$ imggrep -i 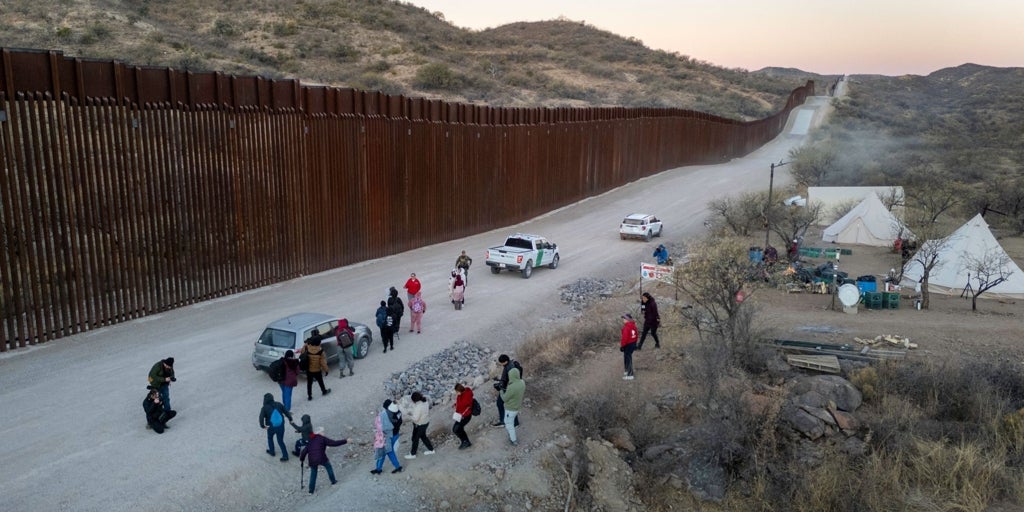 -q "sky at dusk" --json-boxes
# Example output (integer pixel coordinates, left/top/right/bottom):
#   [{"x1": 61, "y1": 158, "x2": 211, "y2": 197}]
[{"x1": 405, "y1": 0, "x2": 1024, "y2": 76}]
